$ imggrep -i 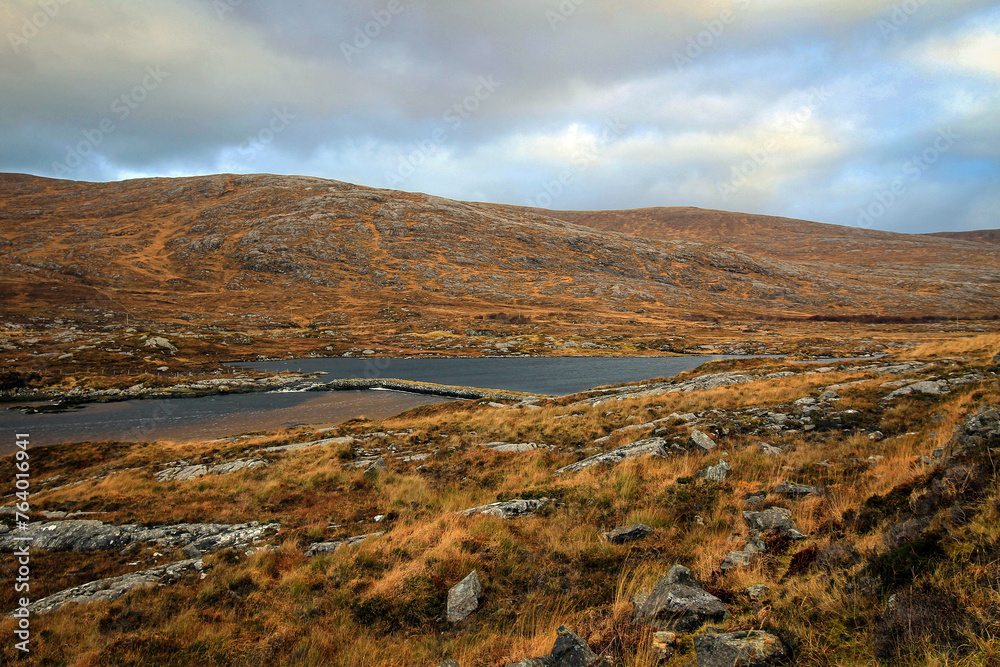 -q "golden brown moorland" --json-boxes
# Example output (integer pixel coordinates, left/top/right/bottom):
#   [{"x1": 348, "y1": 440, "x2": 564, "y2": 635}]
[{"x1": 1, "y1": 173, "x2": 1000, "y2": 666}]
